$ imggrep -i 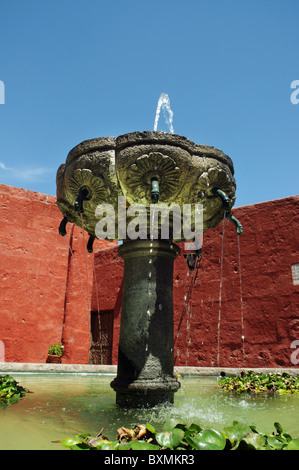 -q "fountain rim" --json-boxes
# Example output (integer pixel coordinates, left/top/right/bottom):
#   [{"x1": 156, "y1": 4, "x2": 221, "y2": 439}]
[
  {"x1": 65, "y1": 130, "x2": 234, "y2": 174},
  {"x1": 1, "y1": 363, "x2": 299, "y2": 377}
]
